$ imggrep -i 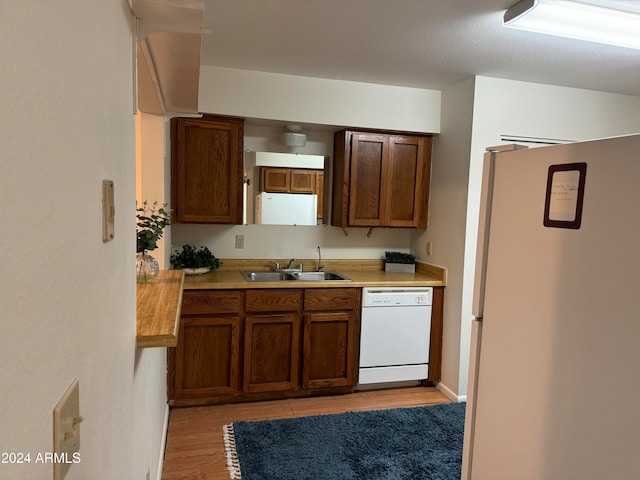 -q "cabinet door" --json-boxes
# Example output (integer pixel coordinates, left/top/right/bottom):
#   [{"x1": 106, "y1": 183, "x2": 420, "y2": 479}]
[
  {"x1": 302, "y1": 311, "x2": 359, "y2": 388},
  {"x1": 331, "y1": 129, "x2": 432, "y2": 229},
  {"x1": 175, "y1": 316, "x2": 242, "y2": 398},
  {"x1": 171, "y1": 116, "x2": 244, "y2": 224},
  {"x1": 243, "y1": 314, "x2": 301, "y2": 393},
  {"x1": 386, "y1": 135, "x2": 431, "y2": 228},
  {"x1": 348, "y1": 133, "x2": 389, "y2": 226},
  {"x1": 290, "y1": 169, "x2": 316, "y2": 193},
  {"x1": 260, "y1": 167, "x2": 290, "y2": 192},
  {"x1": 315, "y1": 171, "x2": 324, "y2": 220}
]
